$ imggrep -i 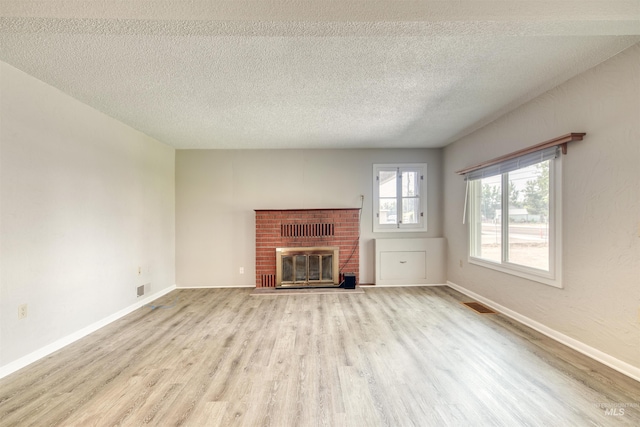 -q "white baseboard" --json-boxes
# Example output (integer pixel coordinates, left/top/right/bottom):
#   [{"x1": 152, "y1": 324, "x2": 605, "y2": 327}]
[
  {"x1": 176, "y1": 284, "x2": 254, "y2": 289},
  {"x1": 372, "y1": 283, "x2": 447, "y2": 287},
  {"x1": 0, "y1": 285, "x2": 176, "y2": 380},
  {"x1": 447, "y1": 281, "x2": 640, "y2": 383}
]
